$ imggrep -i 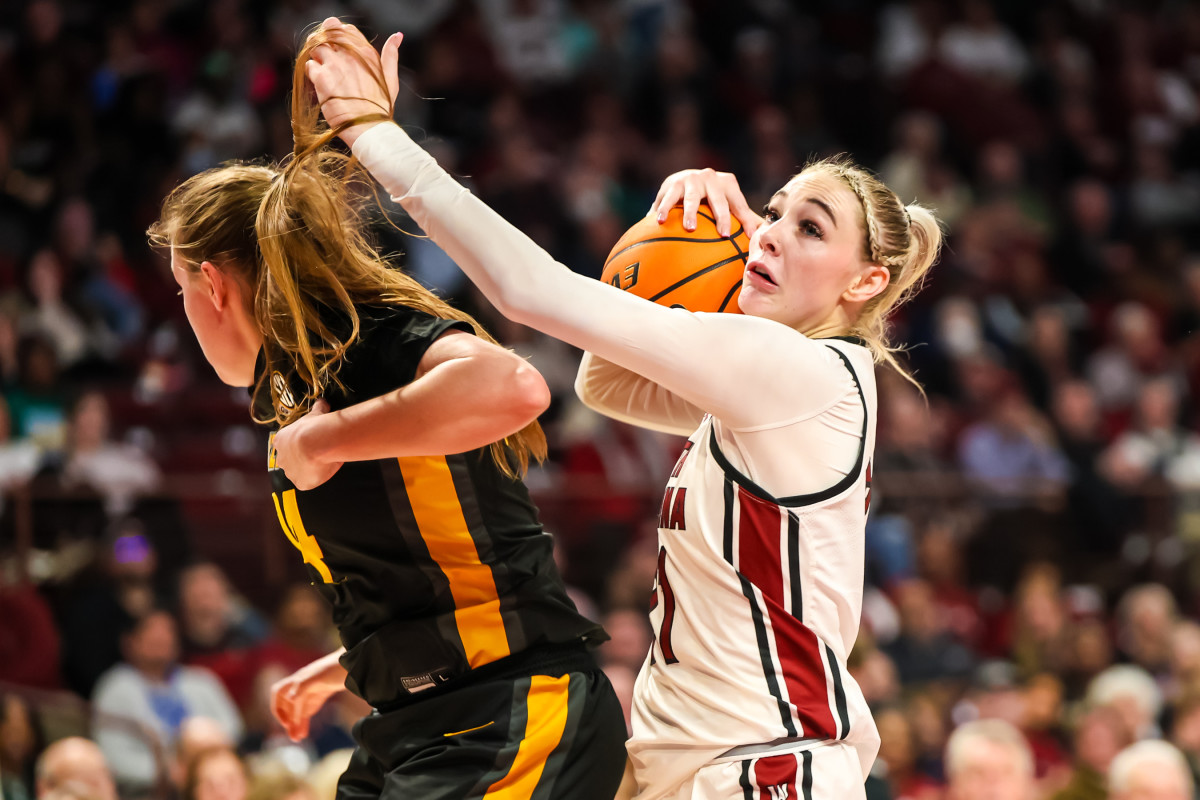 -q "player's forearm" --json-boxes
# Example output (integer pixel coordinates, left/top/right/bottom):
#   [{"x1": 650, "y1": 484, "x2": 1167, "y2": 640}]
[
  {"x1": 575, "y1": 352, "x2": 702, "y2": 436},
  {"x1": 351, "y1": 123, "x2": 594, "y2": 331},
  {"x1": 301, "y1": 356, "x2": 547, "y2": 464},
  {"x1": 318, "y1": 647, "x2": 348, "y2": 685}
]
